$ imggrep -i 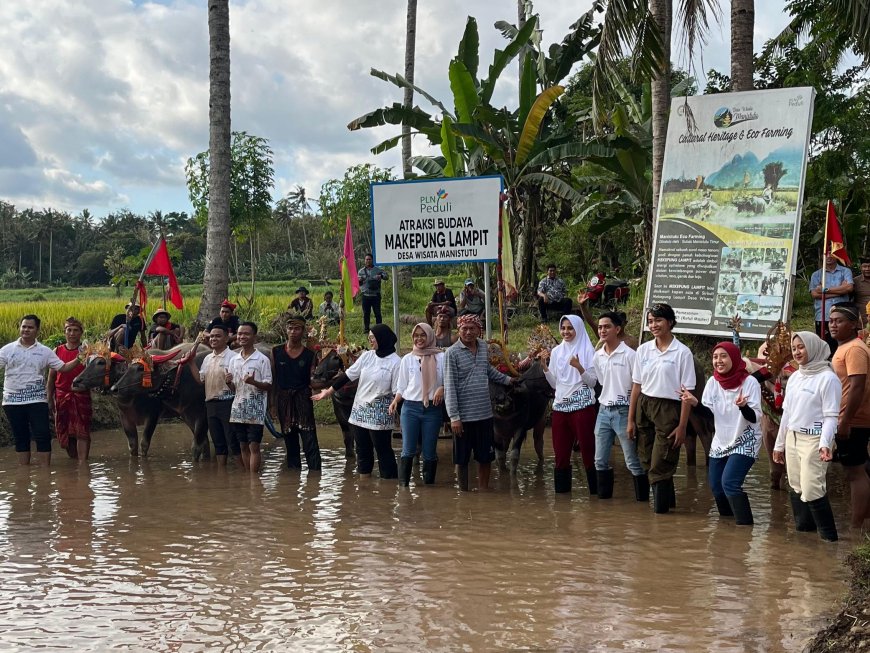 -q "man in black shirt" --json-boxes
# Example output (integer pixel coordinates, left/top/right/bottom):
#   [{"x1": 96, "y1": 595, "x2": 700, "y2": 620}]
[
  {"x1": 109, "y1": 303, "x2": 147, "y2": 351},
  {"x1": 271, "y1": 316, "x2": 321, "y2": 471},
  {"x1": 207, "y1": 300, "x2": 241, "y2": 347},
  {"x1": 426, "y1": 279, "x2": 456, "y2": 325}
]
